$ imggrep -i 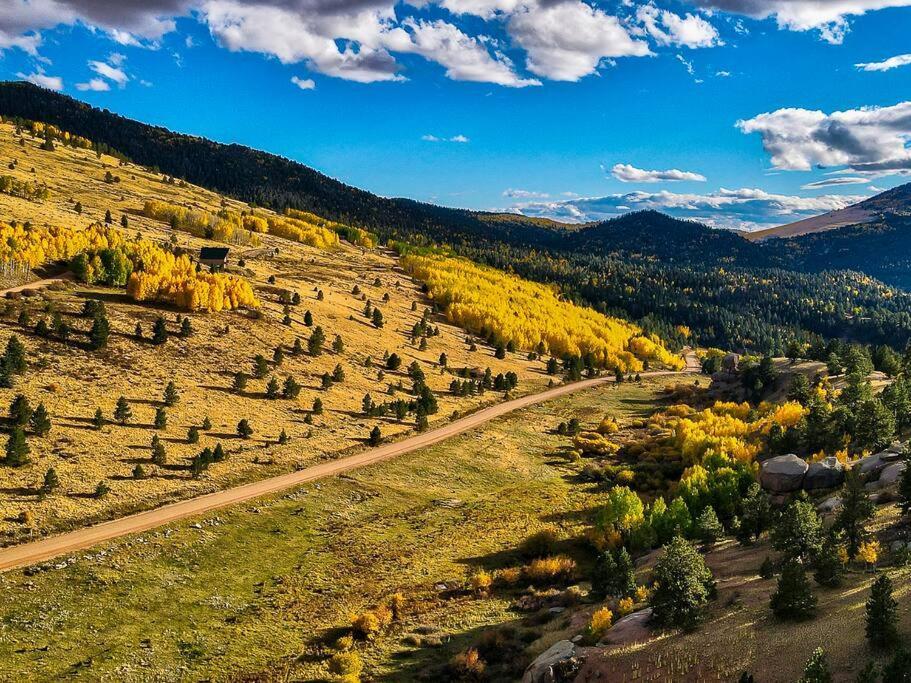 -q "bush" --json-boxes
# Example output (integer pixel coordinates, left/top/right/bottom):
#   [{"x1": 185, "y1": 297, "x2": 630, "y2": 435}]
[
  {"x1": 798, "y1": 648, "x2": 832, "y2": 683},
  {"x1": 448, "y1": 648, "x2": 485, "y2": 681},
  {"x1": 327, "y1": 650, "x2": 363, "y2": 681},
  {"x1": 588, "y1": 607, "x2": 613, "y2": 637},
  {"x1": 525, "y1": 555, "x2": 576, "y2": 584}
]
